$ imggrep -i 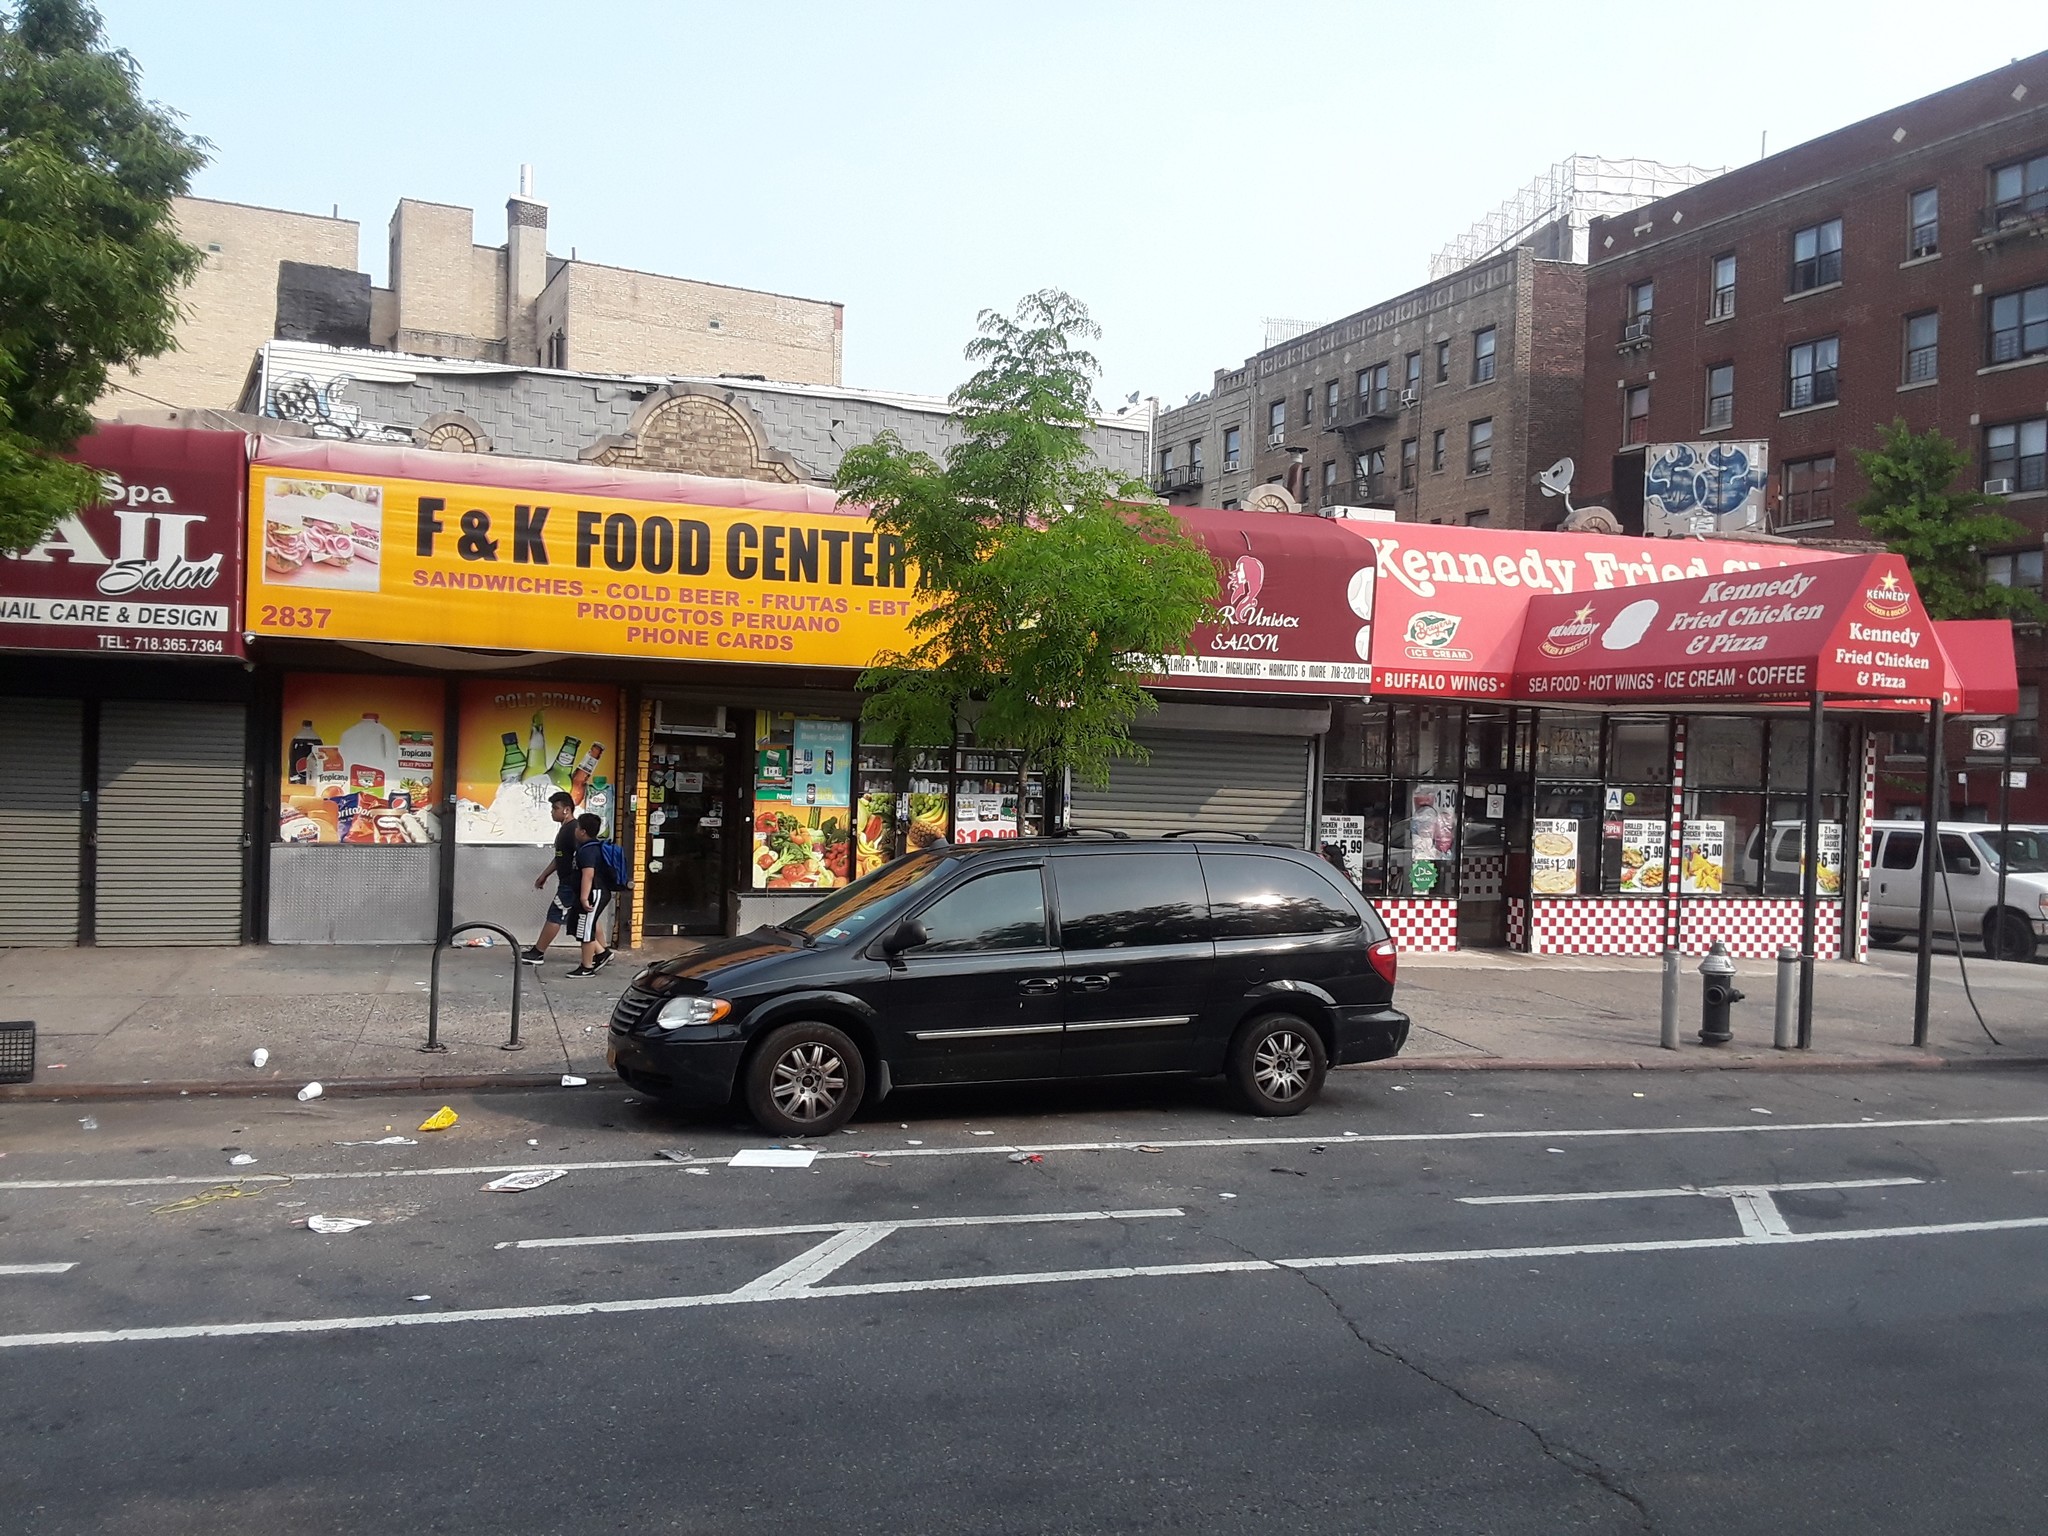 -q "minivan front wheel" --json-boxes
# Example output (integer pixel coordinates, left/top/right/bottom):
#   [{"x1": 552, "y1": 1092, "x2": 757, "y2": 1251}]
[
  {"x1": 744, "y1": 1021, "x2": 867, "y2": 1136},
  {"x1": 1984, "y1": 911, "x2": 2038, "y2": 963},
  {"x1": 1228, "y1": 1014, "x2": 1328, "y2": 1116}
]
